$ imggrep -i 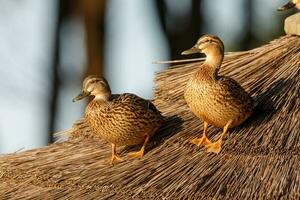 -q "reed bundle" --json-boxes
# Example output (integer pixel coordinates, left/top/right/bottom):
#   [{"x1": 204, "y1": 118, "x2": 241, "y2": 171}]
[{"x1": 0, "y1": 35, "x2": 299, "y2": 199}]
